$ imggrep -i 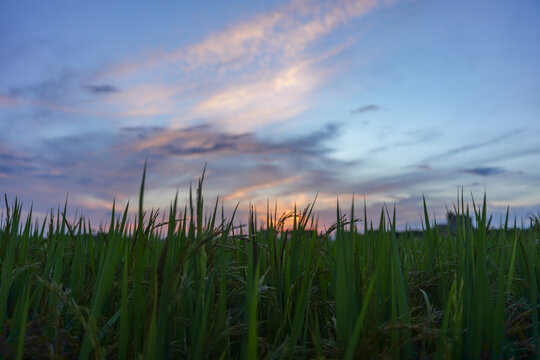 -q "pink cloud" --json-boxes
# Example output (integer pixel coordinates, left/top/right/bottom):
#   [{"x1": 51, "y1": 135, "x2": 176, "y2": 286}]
[
  {"x1": 90, "y1": 0, "x2": 390, "y2": 132},
  {"x1": 73, "y1": 195, "x2": 115, "y2": 211},
  {"x1": 187, "y1": 61, "x2": 324, "y2": 131},
  {"x1": 103, "y1": 84, "x2": 182, "y2": 118},
  {"x1": 0, "y1": 92, "x2": 74, "y2": 113},
  {"x1": 223, "y1": 175, "x2": 306, "y2": 201},
  {"x1": 103, "y1": 0, "x2": 382, "y2": 77},
  {"x1": 0, "y1": 94, "x2": 20, "y2": 107}
]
